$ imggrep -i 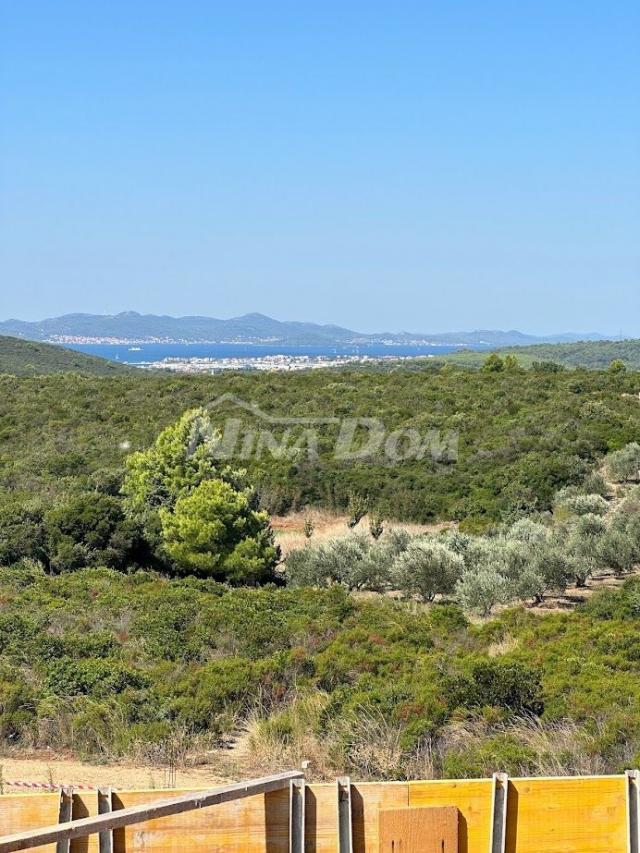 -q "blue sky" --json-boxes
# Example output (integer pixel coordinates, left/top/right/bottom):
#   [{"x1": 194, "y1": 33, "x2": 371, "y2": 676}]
[{"x1": 1, "y1": 2, "x2": 638, "y2": 335}]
